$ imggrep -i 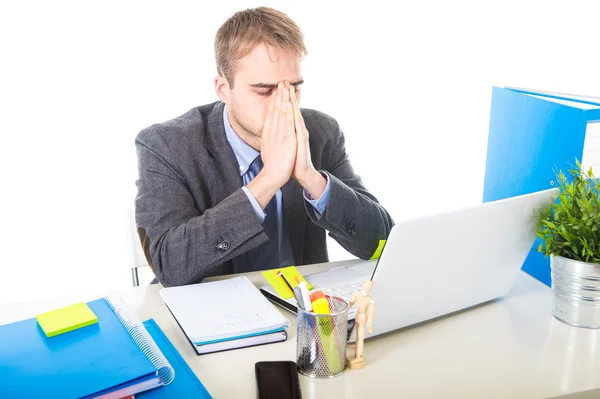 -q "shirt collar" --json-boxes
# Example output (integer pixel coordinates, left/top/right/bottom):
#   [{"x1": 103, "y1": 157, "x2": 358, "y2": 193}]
[{"x1": 223, "y1": 105, "x2": 259, "y2": 176}]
